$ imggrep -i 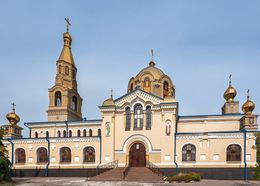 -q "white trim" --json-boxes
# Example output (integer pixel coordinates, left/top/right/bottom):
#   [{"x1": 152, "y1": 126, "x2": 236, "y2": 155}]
[{"x1": 122, "y1": 135, "x2": 153, "y2": 153}]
